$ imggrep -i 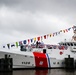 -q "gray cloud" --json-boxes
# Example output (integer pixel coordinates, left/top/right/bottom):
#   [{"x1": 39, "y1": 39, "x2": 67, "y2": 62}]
[
  {"x1": 0, "y1": 0, "x2": 76, "y2": 14},
  {"x1": 0, "y1": 0, "x2": 76, "y2": 44}
]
